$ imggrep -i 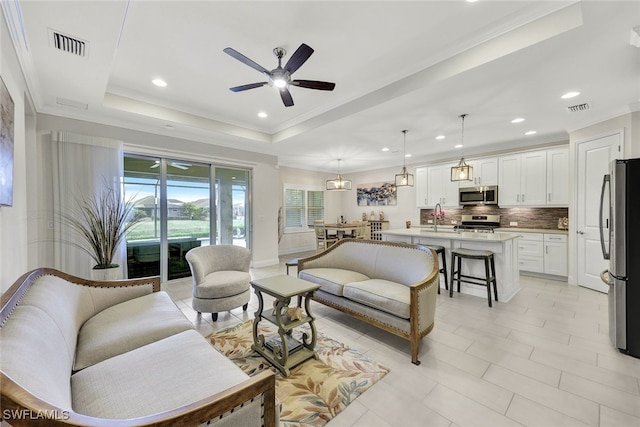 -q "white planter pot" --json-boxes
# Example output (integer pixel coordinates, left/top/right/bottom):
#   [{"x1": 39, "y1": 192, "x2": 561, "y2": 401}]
[{"x1": 91, "y1": 266, "x2": 120, "y2": 281}]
